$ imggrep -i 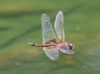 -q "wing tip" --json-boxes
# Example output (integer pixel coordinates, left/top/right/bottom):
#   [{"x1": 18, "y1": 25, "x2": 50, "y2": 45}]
[
  {"x1": 43, "y1": 48, "x2": 59, "y2": 60},
  {"x1": 42, "y1": 13, "x2": 47, "y2": 17},
  {"x1": 50, "y1": 57, "x2": 58, "y2": 60},
  {"x1": 68, "y1": 51, "x2": 74, "y2": 54},
  {"x1": 58, "y1": 11, "x2": 63, "y2": 15},
  {"x1": 41, "y1": 13, "x2": 48, "y2": 20}
]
